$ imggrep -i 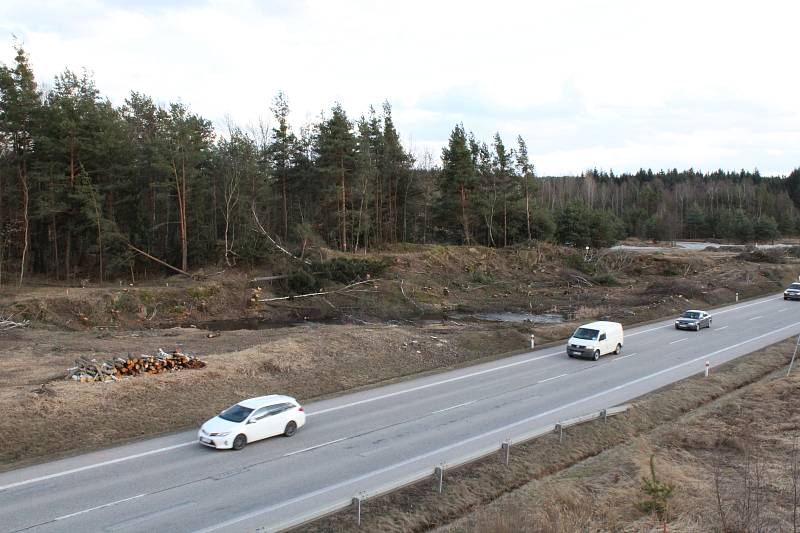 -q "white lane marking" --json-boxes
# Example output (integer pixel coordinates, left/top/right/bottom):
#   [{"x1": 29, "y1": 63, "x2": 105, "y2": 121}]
[
  {"x1": 613, "y1": 352, "x2": 637, "y2": 361},
  {"x1": 0, "y1": 441, "x2": 195, "y2": 492},
  {"x1": 53, "y1": 493, "x2": 148, "y2": 521},
  {"x1": 626, "y1": 324, "x2": 671, "y2": 336},
  {"x1": 716, "y1": 326, "x2": 729, "y2": 331},
  {"x1": 195, "y1": 319, "x2": 800, "y2": 533},
  {"x1": 669, "y1": 338, "x2": 688, "y2": 345},
  {"x1": 749, "y1": 316, "x2": 763, "y2": 321},
  {"x1": 308, "y1": 350, "x2": 563, "y2": 417},
  {"x1": 538, "y1": 373, "x2": 568, "y2": 383},
  {"x1": 283, "y1": 437, "x2": 348, "y2": 457},
  {"x1": 431, "y1": 400, "x2": 476, "y2": 415}
]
